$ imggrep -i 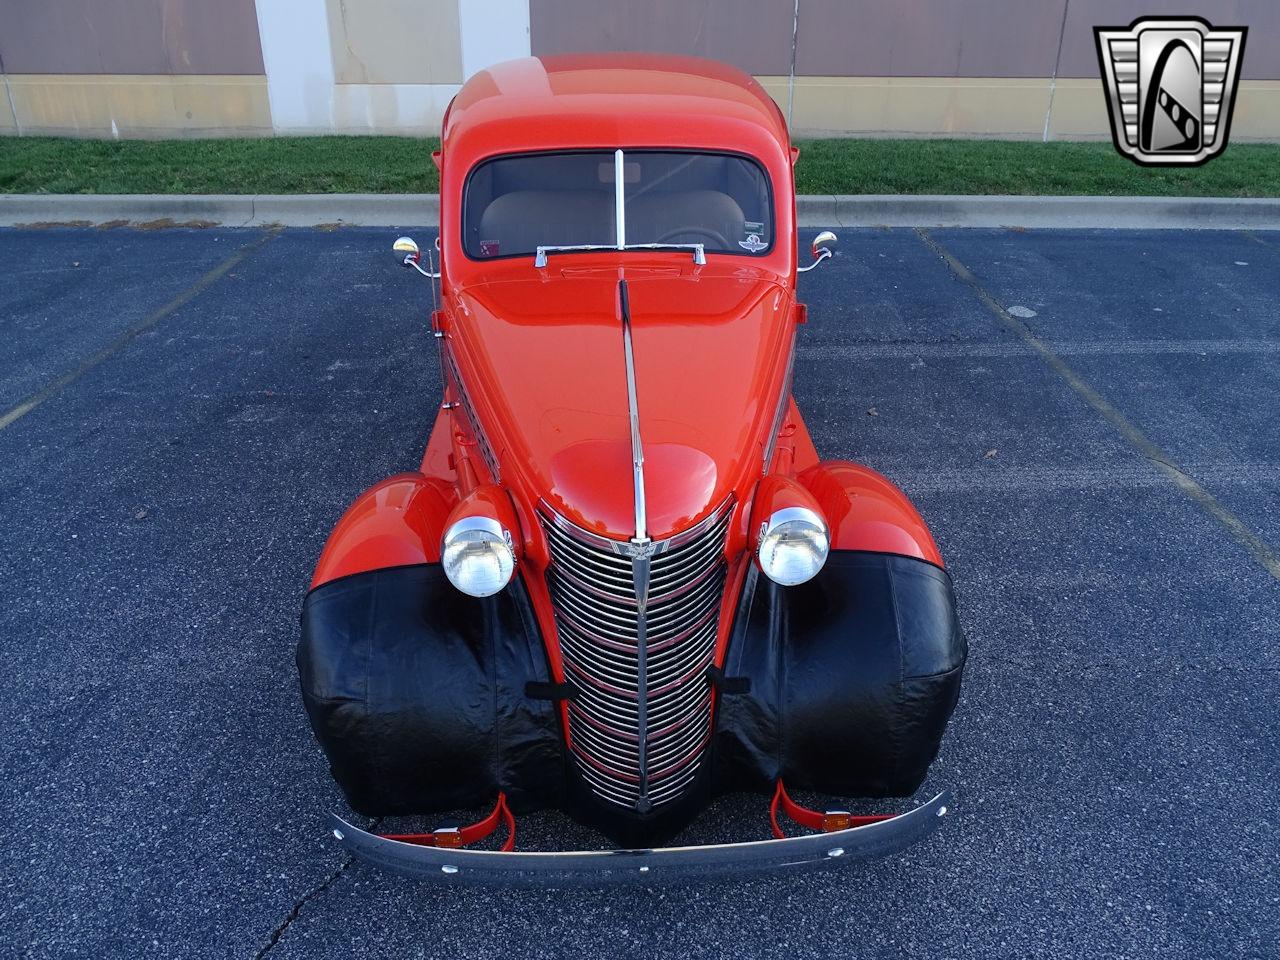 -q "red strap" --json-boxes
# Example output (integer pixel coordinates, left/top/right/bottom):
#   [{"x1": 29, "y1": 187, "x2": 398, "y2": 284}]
[
  {"x1": 380, "y1": 793, "x2": 516, "y2": 852},
  {"x1": 769, "y1": 780, "x2": 894, "y2": 839}
]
